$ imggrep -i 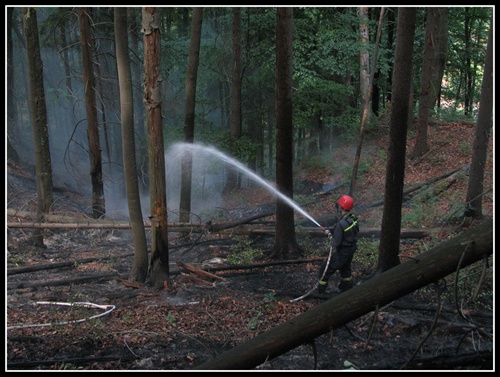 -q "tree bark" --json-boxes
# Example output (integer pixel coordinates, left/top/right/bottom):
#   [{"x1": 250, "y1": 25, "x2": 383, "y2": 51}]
[
  {"x1": 411, "y1": 8, "x2": 448, "y2": 159},
  {"x1": 224, "y1": 7, "x2": 242, "y2": 195},
  {"x1": 180, "y1": 7, "x2": 203, "y2": 223},
  {"x1": 115, "y1": 7, "x2": 149, "y2": 283},
  {"x1": 464, "y1": 16, "x2": 493, "y2": 221},
  {"x1": 376, "y1": 8, "x2": 416, "y2": 273},
  {"x1": 23, "y1": 7, "x2": 54, "y2": 247},
  {"x1": 272, "y1": 7, "x2": 302, "y2": 259},
  {"x1": 194, "y1": 219, "x2": 493, "y2": 370},
  {"x1": 78, "y1": 7, "x2": 105, "y2": 219},
  {"x1": 143, "y1": 7, "x2": 170, "y2": 288},
  {"x1": 350, "y1": 7, "x2": 384, "y2": 196}
]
